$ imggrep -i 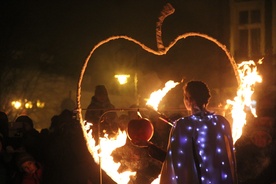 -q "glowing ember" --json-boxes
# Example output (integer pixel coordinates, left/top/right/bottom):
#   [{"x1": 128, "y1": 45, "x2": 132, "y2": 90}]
[
  {"x1": 84, "y1": 122, "x2": 136, "y2": 184},
  {"x1": 146, "y1": 80, "x2": 179, "y2": 111},
  {"x1": 226, "y1": 60, "x2": 262, "y2": 143}
]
